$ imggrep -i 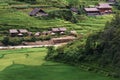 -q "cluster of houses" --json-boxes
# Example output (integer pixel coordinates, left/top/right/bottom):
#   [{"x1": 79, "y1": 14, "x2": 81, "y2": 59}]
[
  {"x1": 9, "y1": 29, "x2": 29, "y2": 37},
  {"x1": 29, "y1": 3, "x2": 113, "y2": 17},
  {"x1": 84, "y1": 3, "x2": 113, "y2": 16},
  {"x1": 9, "y1": 28, "x2": 77, "y2": 37}
]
